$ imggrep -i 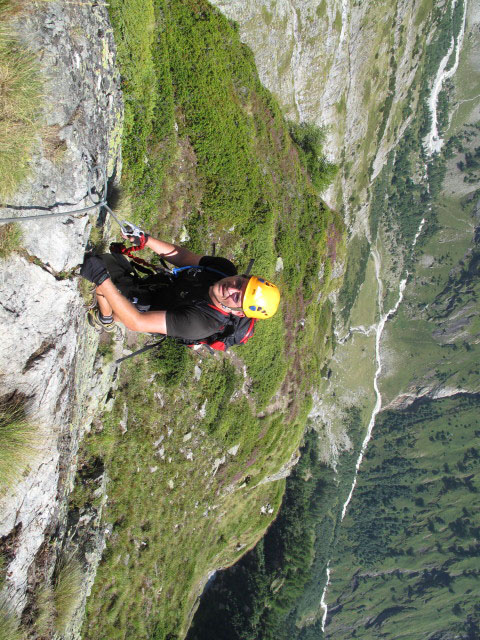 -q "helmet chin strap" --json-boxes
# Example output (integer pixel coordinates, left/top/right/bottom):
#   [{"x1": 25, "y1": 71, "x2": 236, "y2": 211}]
[{"x1": 220, "y1": 302, "x2": 243, "y2": 313}]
